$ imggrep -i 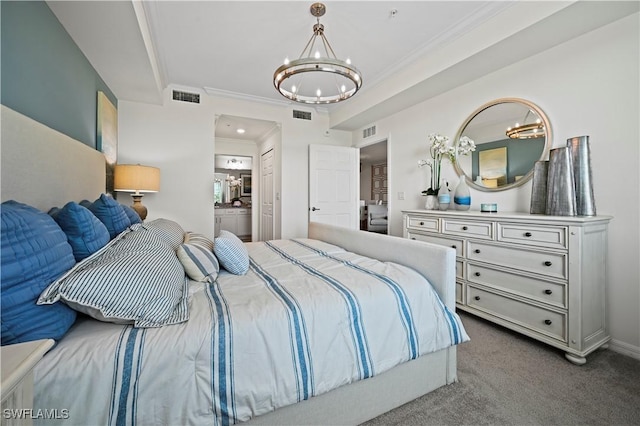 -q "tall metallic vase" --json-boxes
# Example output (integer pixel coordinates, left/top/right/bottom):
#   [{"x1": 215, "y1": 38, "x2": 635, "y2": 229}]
[
  {"x1": 530, "y1": 161, "x2": 549, "y2": 214},
  {"x1": 567, "y1": 136, "x2": 596, "y2": 216},
  {"x1": 546, "y1": 147, "x2": 576, "y2": 216}
]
